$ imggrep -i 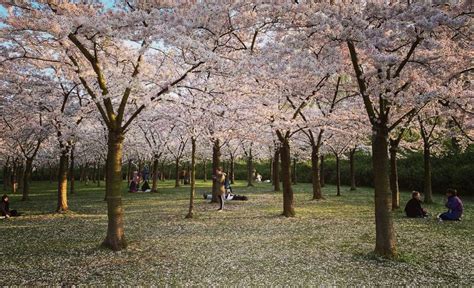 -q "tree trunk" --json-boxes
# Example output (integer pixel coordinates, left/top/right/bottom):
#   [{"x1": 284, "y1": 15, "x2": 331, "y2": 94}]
[
  {"x1": 151, "y1": 156, "x2": 159, "y2": 193},
  {"x1": 336, "y1": 154, "x2": 341, "y2": 196},
  {"x1": 389, "y1": 145, "x2": 399, "y2": 209},
  {"x1": 320, "y1": 155, "x2": 325, "y2": 187},
  {"x1": 3, "y1": 163, "x2": 11, "y2": 191},
  {"x1": 160, "y1": 162, "x2": 165, "y2": 181},
  {"x1": 350, "y1": 148, "x2": 357, "y2": 191},
  {"x1": 127, "y1": 159, "x2": 131, "y2": 185},
  {"x1": 311, "y1": 147, "x2": 323, "y2": 200},
  {"x1": 372, "y1": 127, "x2": 397, "y2": 258},
  {"x1": 423, "y1": 144, "x2": 433, "y2": 204},
  {"x1": 247, "y1": 148, "x2": 254, "y2": 187},
  {"x1": 280, "y1": 137, "x2": 295, "y2": 217},
  {"x1": 22, "y1": 158, "x2": 33, "y2": 201},
  {"x1": 57, "y1": 151, "x2": 69, "y2": 212},
  {"x1": 174, "y1": 158, "x2": 180, "y2": 188},
  {"x1": 97, "y1": 162, "x2": 101, "y2": 187},
  {"x1": 49, "y1": 163, "x2": 54, "y2": 184},
  {"x1": 12, "y1": 161, "x2": 17, "y2": 194},
  {"x1": 230, "y1": 155, "x2": 235, "y2": 184},
  {"x1": 102, "y1": 131, "x2": 127, "y2": 251},
  {"x1": 203, "y1": 159, "x2": 207, "y2": 182},
  {"x1": 17, "y1": 162, "x2": 24, "y2": 193},
  {"x1": 273, "y1": 147, "x2": 280, "y2": 192},
  {"x1": 69, "y1": 145, "x2": 75, "y2": 195},
  {"x1": 186, "y1": 138, "x2": 196, "y2": 219},
  {"x1": 211, "y1": 140, "x2": 220, "y2": 203},
  {"x1": 269, "y1": 156, "x2": 273, "y2": 184},
  {"x1": 292, "y1": 157, "x2": 297, "y2": 185}
]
